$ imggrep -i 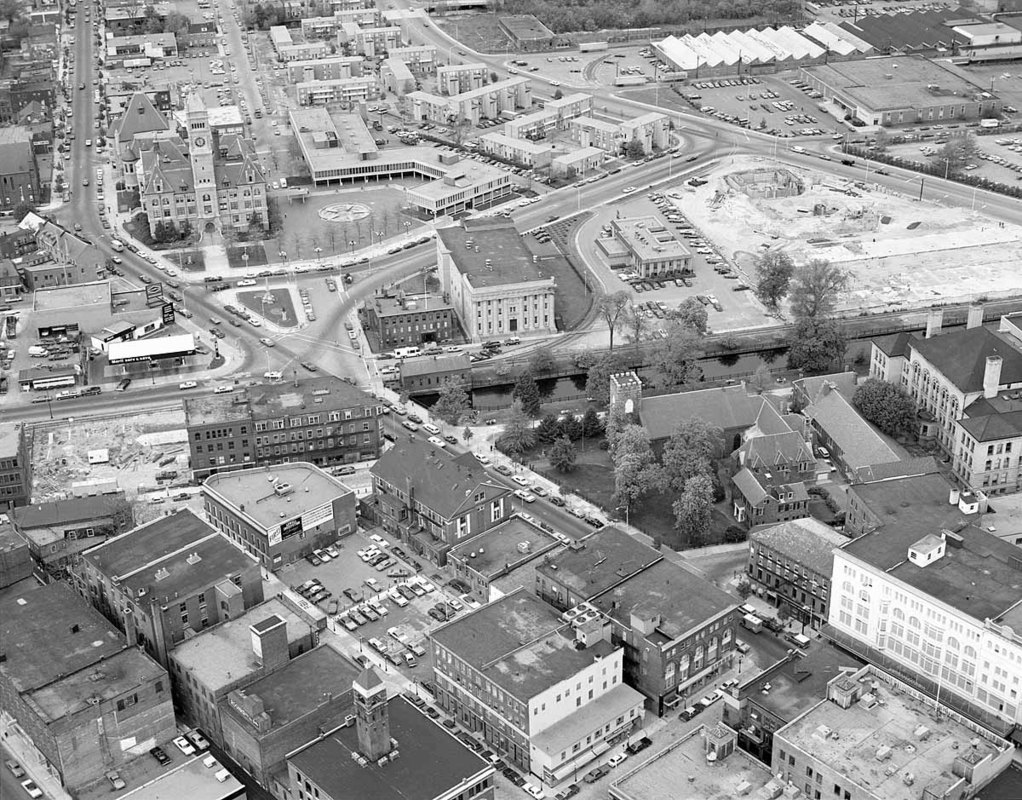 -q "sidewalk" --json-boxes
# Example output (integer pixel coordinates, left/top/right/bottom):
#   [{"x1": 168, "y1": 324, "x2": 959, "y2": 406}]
[{"x1": 2, "y1": 722, "x2": 72, "y2": 800}]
